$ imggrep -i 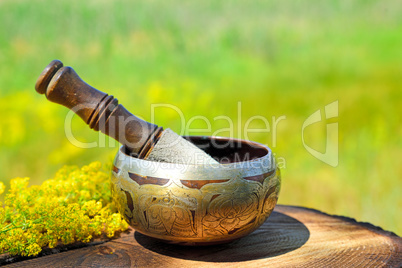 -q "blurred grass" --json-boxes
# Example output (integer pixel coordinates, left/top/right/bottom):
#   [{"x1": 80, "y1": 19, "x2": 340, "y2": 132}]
[{"x1": 0, "y1": 0, "x2": 401, "y2": 235}]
